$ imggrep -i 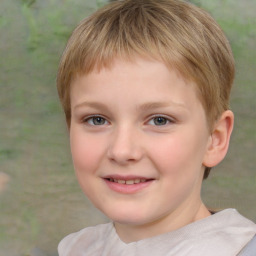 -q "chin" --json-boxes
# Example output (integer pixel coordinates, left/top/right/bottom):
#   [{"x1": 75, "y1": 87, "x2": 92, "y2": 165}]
[{"x1": 103, "y1": 207, "x2": 153, "y2": 226}]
